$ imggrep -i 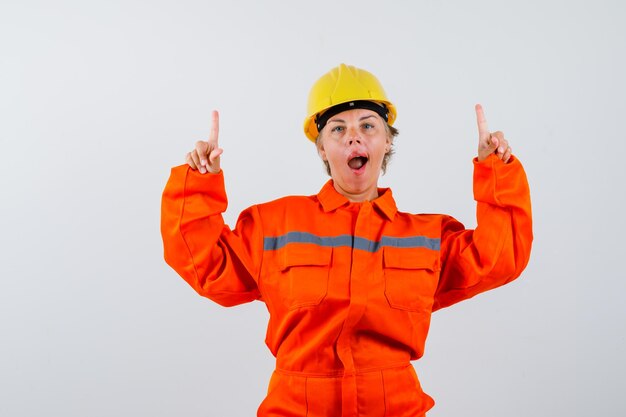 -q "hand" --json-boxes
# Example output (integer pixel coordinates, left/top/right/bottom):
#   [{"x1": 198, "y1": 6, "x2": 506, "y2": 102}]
[
  {"x1": 475, "y1": 104, "x2": 512, "y2": 163},
  {"x1": 185, "y1": 110, "x2": 223, "y2": 174}
]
